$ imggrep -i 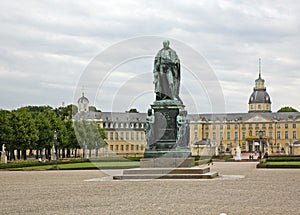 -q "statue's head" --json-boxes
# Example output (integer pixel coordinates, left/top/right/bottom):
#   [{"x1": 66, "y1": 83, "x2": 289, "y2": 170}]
[
  {"x1": 163, "y1": 40, "x2": 170, "y2": 49},
  {"x1": 147, "y1": 109, "x2": 152, "y2": 116}
]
